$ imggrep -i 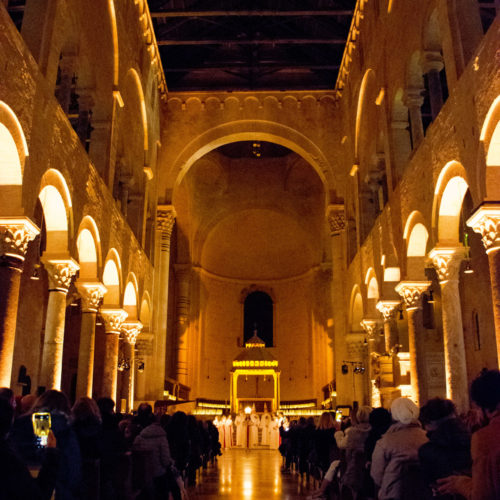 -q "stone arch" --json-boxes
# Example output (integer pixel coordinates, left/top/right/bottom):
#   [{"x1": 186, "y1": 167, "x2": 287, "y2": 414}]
[
  {"x1": 404, "y1": 211, "x2": 430, "y2": 279},
  {"x1": 169, "y1": 120, "x2": 335, "y2": 204},
  {"x1": 107, "y1": 0, "x2": 119, "y2": 87},
  {"x1": 38, "y1": 169, "x2": 73, "y2": 254},
  {"x1": 365, "y1": 268, "x2": 380, "y2": 301},
  {"x1": 102, "y1": 249, "x2": 122, "y2": 306},
  {"x1": 349, "y1": 286, "x2": 364, "y2": 333},
  {"x1": 0, "y1": 101, "x2": 29, "y2": 216},
  {"x1": 354, "y1": 68, "x2": 377, "y2": 162},
  {"x1": 123, "y1": 273, "x2": 139, "y2": 319},
  {"x1": 140, "y1": 292, "x2": 151, "y2": 329},
  {"x1": 122, "y1": 68, "x2": 148, "y2": 152},
  {"x1": 76, "y1": 216, "x2": 101, "y2": 280},
  {"x1": 480, "y1": 96, "x2": 500, "y2": 199},
  {"x1": 433, "y1": 161, "x2": 469, "y2": 245}
]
